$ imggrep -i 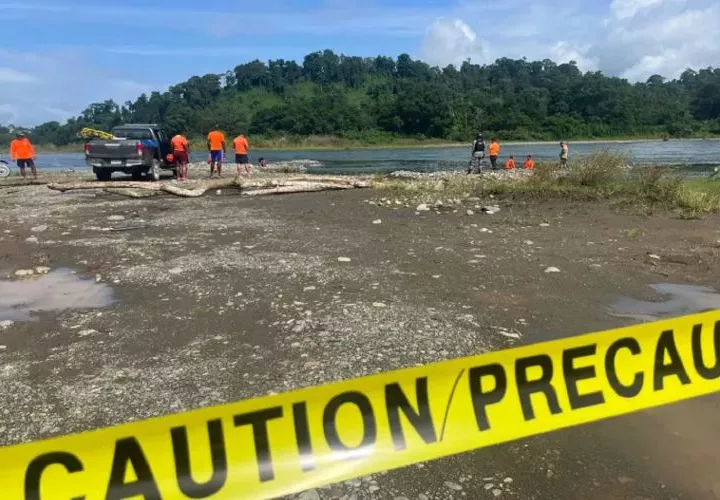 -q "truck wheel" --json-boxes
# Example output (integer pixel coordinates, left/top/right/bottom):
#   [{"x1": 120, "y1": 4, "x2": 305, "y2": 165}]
[
  {"x1": 149, "y1": 159, "x2": 161, "y2": 182},
  {"x1": 96, "y1": 170, "x2": 111, "y2": 181}
]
